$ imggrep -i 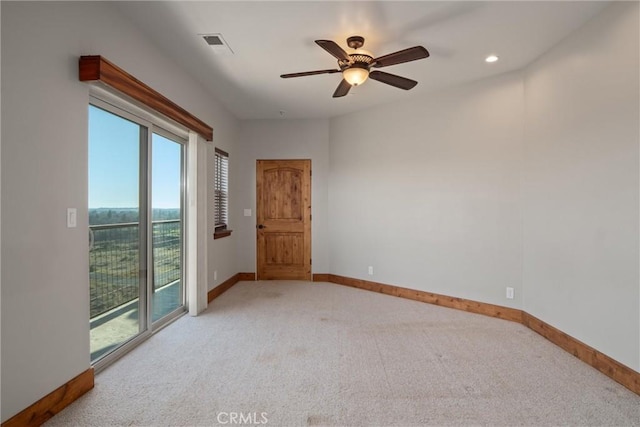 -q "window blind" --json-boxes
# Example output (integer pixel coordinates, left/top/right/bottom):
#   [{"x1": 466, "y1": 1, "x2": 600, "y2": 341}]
[{"x1": 214, "y1": 148, "x2": 229, "y2": 230}]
